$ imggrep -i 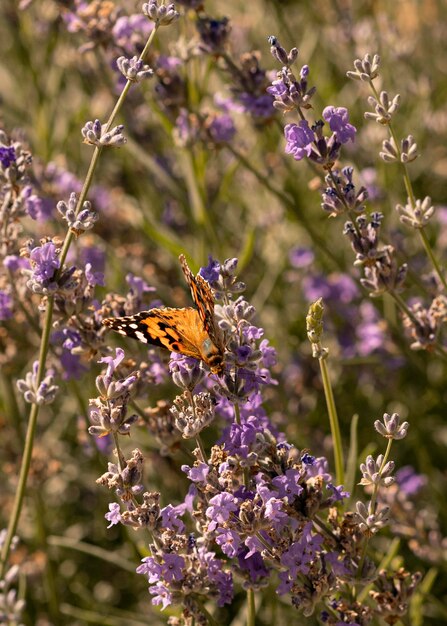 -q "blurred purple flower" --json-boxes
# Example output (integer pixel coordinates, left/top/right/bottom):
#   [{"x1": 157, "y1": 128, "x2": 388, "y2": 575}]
[
  {"x1": 289, "y1": 247, "x2": 314, "y2": 268},
  {"x1": 4, "y1": 255, "x2": 30, "y2": 272},
  {"x1": 112, "y1": 14, "x2": 154, "y2": 55},
  {"x1": 0, "y1": 291, "x2": 13, "y2": 320},
  {"x1": 356, "y1": 301, "x2": 385, "y2": 356},
  {"x1": 60, "y1": 351, "x2": 87, "y2": 380},
  {"x1": 208, "y1": 114, "x2": 236, "y2": 143},
  {"x1": 126, "y1": 273, "x2": 155, "y2": 296},
  {"x1": 85, "y1": 263, "x2": 105, "y2": 287},
  {"x1": 396, "y1": 466, "x2": 427, "y2": 496},
  {"x1": 0, "y1": 145, "x2": 16, "y2": 168}
]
